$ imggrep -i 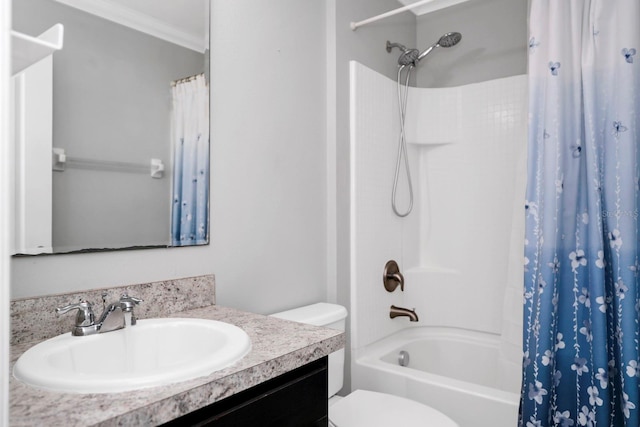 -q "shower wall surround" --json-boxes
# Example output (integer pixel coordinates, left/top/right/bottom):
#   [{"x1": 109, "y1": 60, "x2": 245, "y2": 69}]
[{"x1": 349, "y1": 61, "x2": 526, "y2": 362}]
